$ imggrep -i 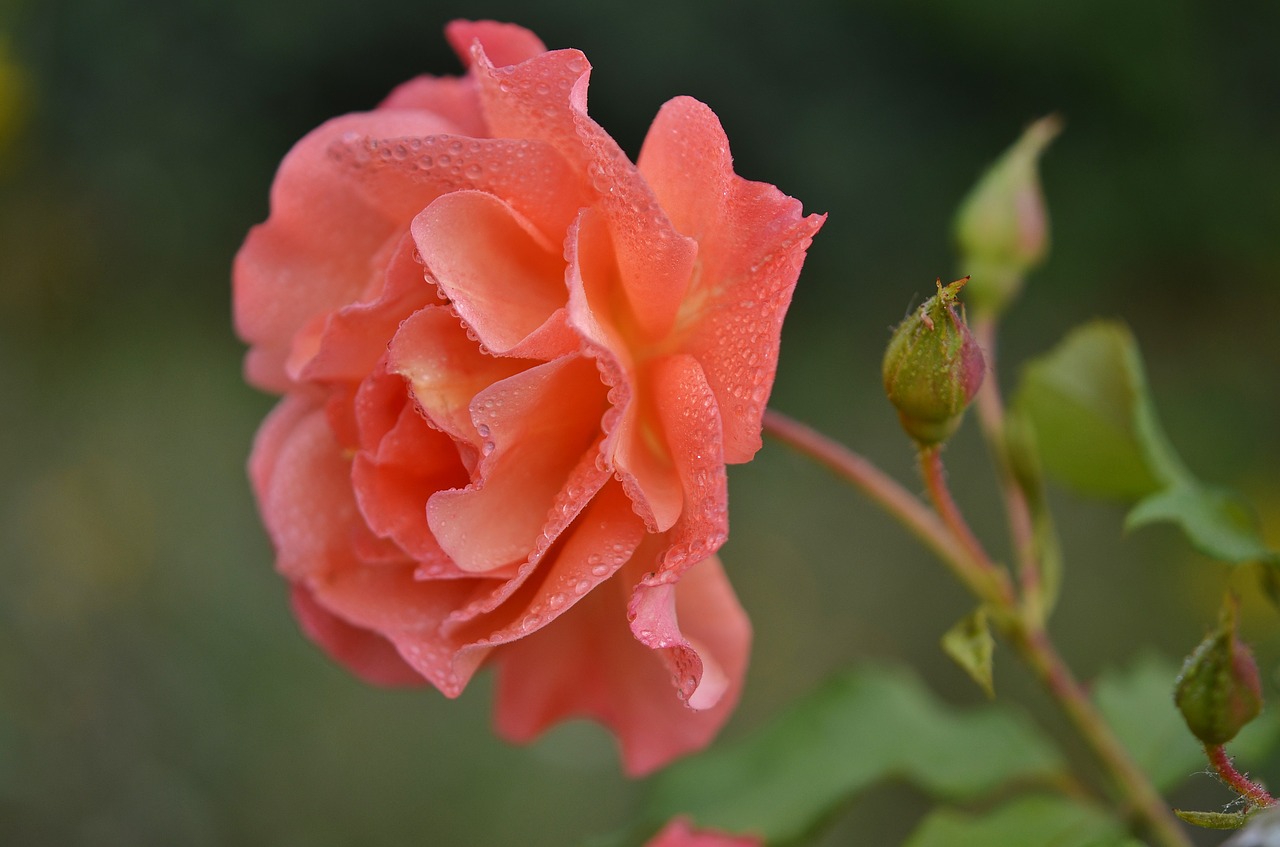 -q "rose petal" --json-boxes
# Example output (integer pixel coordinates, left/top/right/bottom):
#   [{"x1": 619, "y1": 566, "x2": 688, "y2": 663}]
[
  {"x1": 255, "y1": 402, "x2": 363, "y2": 581},
  {"x1": 638, "y1": 97, "x2": 826, "y2": 463},
  {"x1": 445, "y1": 20, "x2": 547, "y2": 70},
  {"x1": 298, "y1": 234, "x2": 434, "y2": 385},
  {"x1": 446, "y1": 480, "x2": 643, "y2": 646},
  {"x1": 234, "y1": 110, "x2": 459, "y2": 392},
  {"x1": 308, "y1": 563, "x2": 491, "y2": 696},
  {"x1": 566, "y1": 208, "x2": 684, "y2": 533},
  {"x1": 644, "y1": 817, "x2": 762, "y2": 847},
  {"x1": 645, "y1": 354, "x2": 729, "y2": 583},
  {"x1": 493, "y1": 553, "x2": 749, "y2": 776},
  {"x1": 249, "y1": 392, "x2": 323, "y2": 502},
  {"x1": 389, "y1": 305, "x2": 526, "y2": 449},
  {"x1": 325, "y1": 134, "x2": 586, "y2": 244},
  {"x1": 427, "y1": 355, "x2": 607, "y2": 572},
  {"x1": 438, "y1": 438, "x2": 612, "y2": 632},
  {"x1": 351, "y1": 394, "x2": 469, "y2": 565},
  {"x1": 412, "y1": 191, "x2": 576, "y2": 359},
  {"x1": 291, "y1": 584, "x2": 424, "y2": 687},
  {"x1": 472, "y1": 45, "x2": 698, "y2": 340},
  {"x1": 378, "y1": 75, "x2": 487, "y2": 137}
]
